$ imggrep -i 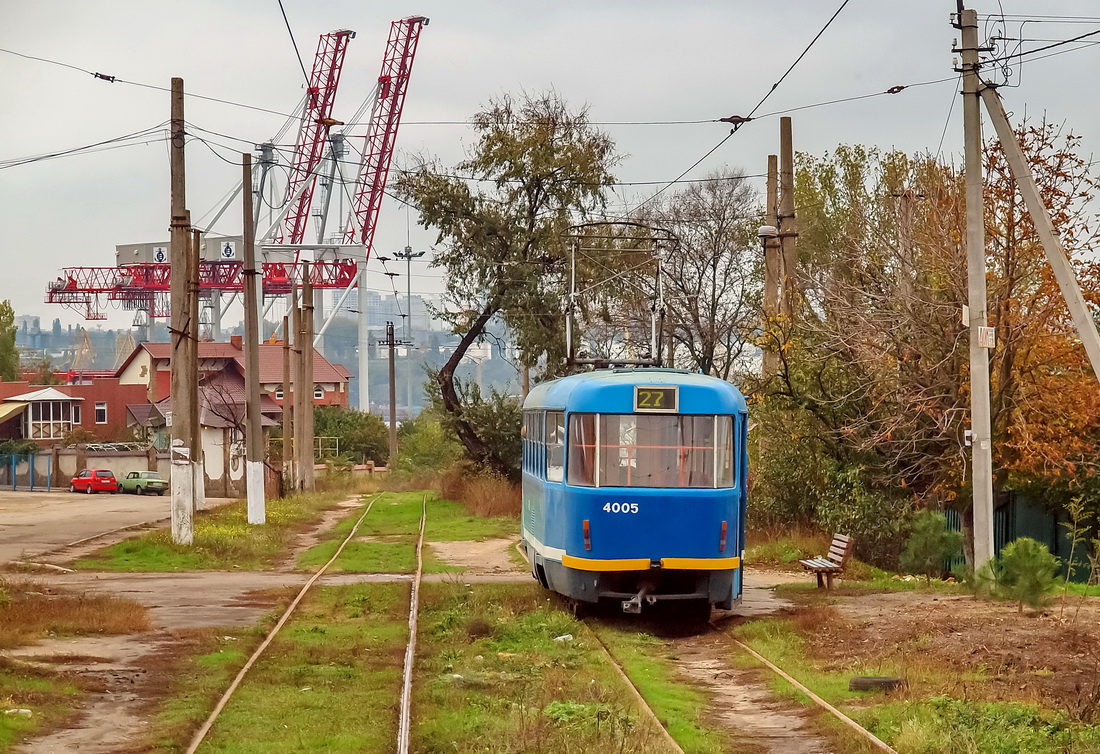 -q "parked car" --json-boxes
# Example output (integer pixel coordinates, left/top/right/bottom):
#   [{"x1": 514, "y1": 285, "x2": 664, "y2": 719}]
[
  {"x1": 69, "y1": 469, "x2": 118, "y2": 494},
  {"x1": 117, "y1": 471, "x2": 169, "y2": 496}
]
